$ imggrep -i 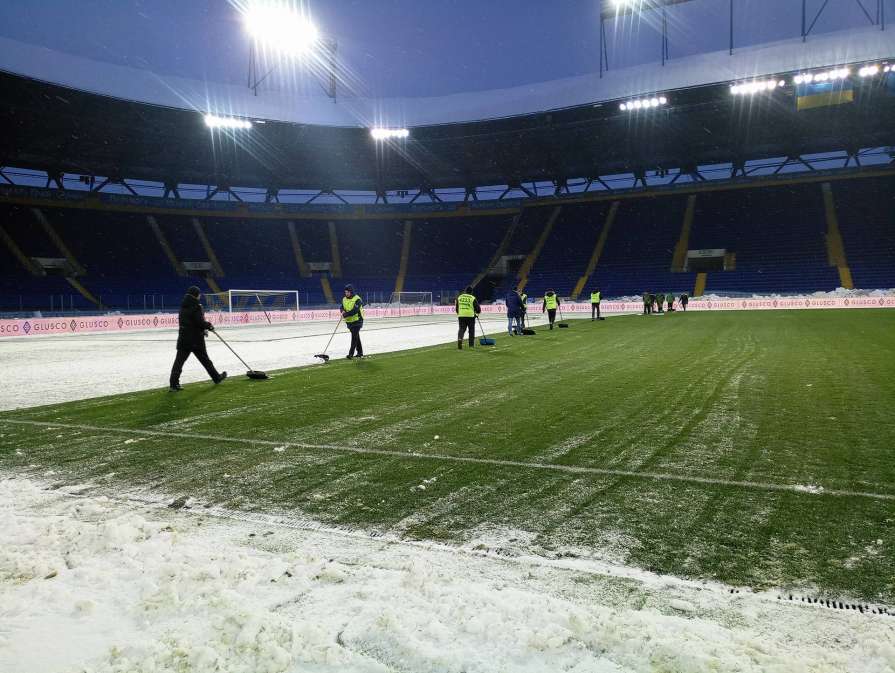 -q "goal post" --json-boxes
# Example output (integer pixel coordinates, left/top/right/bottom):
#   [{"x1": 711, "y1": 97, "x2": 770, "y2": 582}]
[
  {"x1": 386, "y1": 291, "x2": 434, "y2": 316},
  {"x1": 205, "y1": 289, "x2": 299, "y2": 315}
]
